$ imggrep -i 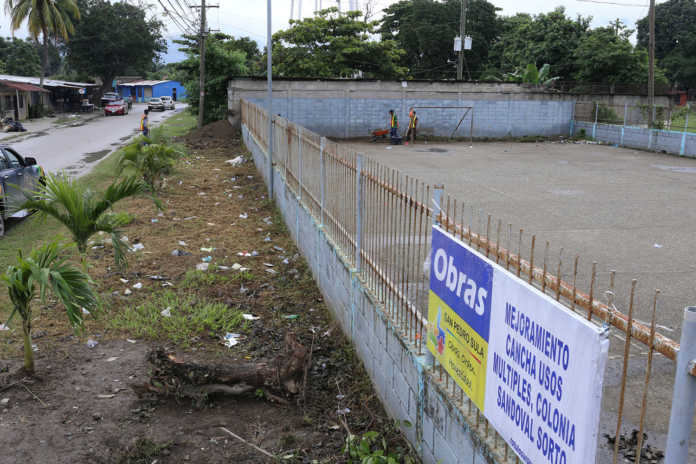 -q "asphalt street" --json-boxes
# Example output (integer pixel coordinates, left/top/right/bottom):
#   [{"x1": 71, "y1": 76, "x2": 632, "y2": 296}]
[{"x1": 4, "y1": 103, "x2": 185, "y2": 176}]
